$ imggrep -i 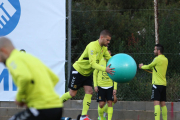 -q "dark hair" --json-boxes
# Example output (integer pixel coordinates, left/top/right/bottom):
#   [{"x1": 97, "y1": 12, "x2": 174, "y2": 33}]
[
  {"x1": 155, "y1": 44, "x2": 164, "y2": 53},
  {"x1": 100, "y1": 30, "x2": 111, "y2": 37}
]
